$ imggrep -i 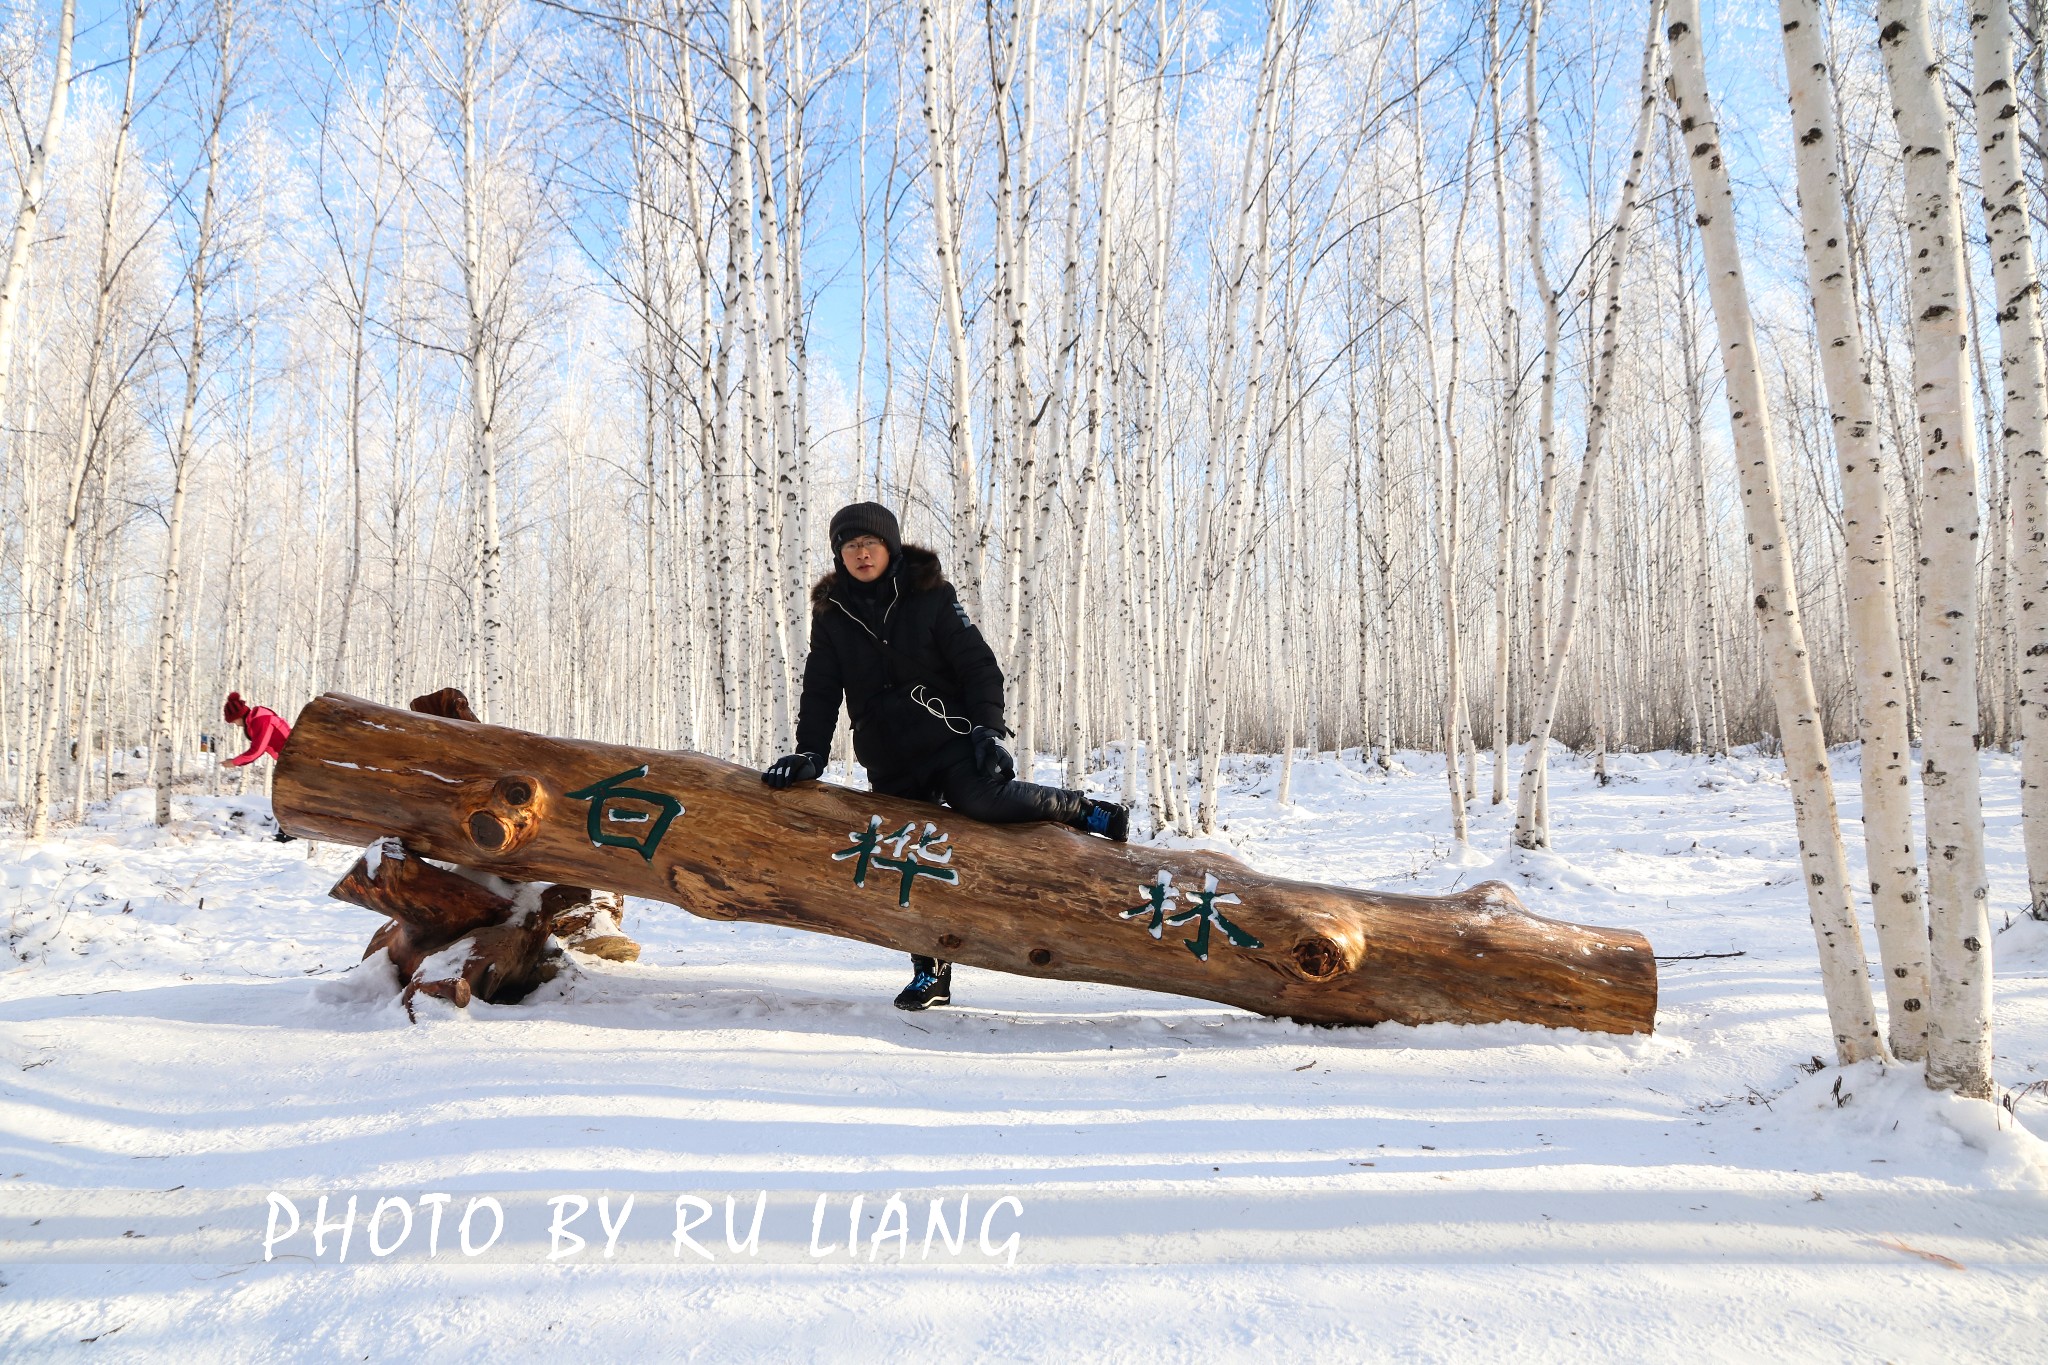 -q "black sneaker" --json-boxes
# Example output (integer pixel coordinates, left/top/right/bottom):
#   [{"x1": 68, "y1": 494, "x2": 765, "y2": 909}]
[
  {"x1": 1078, "y1": 799, "x2": 1129, "y2": 843},
  {"x1": 894, "y1": 955, "x2": 952, "y2": 1011}
]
